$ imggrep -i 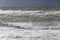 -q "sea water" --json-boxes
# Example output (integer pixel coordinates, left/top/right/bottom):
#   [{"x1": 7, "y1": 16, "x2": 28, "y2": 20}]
[
  {"x1": 0, "y1": 9, "x2": 60, "y2": 40},
  {"x1": 0, "y1": 9, "x2": 60, "y2": 29}
]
